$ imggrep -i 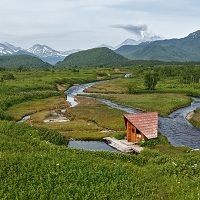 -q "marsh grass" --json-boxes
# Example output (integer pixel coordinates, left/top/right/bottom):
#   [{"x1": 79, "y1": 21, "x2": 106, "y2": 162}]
[
  {"x1": 69, "y1": 97, "x2": 126, "y2": 130},
  {"x1": 86, "y1": 76, "x2": 200, "y2": 96},
  {"x1": 87, "y1": 93, "x2": 191, "y2": 116},
  {"x1": 7, "y1": 96, "x2": 67, "y2": 121},
  {"x1": 0, "y1": 67, "x2": 119, "y2": 114},
  {"x1": 9, "y1": 96, "x2": 126, "y2": 140},
  {"x1": 84, "y1": 77, "x2": 144, "y2": 94}
]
